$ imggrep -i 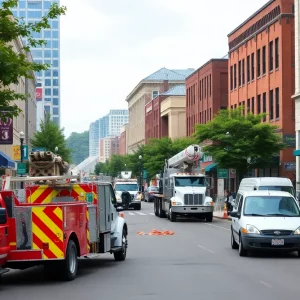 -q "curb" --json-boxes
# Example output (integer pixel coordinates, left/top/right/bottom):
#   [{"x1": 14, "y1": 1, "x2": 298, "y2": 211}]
[{"x1": 213, "y1": 214, "x2": 232, "y2": 221}]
